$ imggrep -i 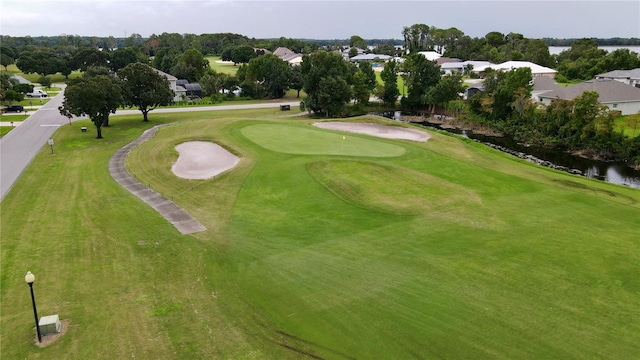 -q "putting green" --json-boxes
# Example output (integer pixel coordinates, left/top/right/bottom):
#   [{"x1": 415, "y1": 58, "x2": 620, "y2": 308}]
[{"x1": 241, "y1": 123, "x2": 406, "y2": 157}]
